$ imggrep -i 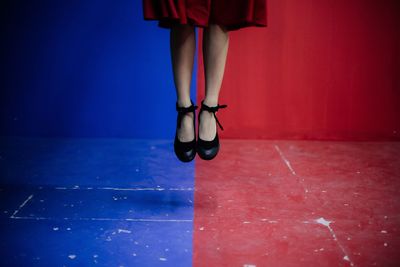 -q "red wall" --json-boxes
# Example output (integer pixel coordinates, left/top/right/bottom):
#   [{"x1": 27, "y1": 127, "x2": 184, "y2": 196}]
[{"x1": 197, "y1": 0, "x2": 400, "y2": 141}]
